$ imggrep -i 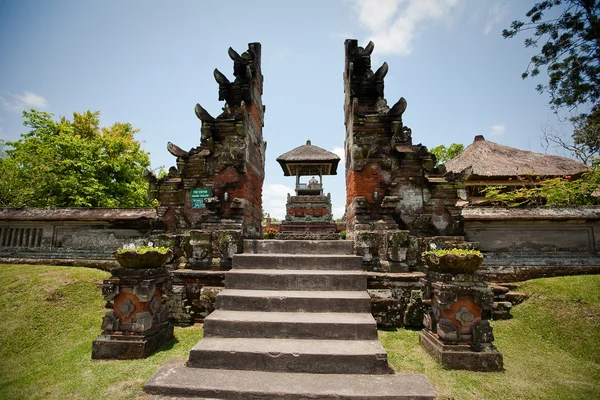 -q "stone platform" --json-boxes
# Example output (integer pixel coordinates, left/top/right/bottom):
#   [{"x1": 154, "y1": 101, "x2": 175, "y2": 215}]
[
  {"x1": 419, "y1": 329, "x2": 503, "y2": 372},
  {"x1": 144, "y1": 240, "x2": 436, "y2": 399}
]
